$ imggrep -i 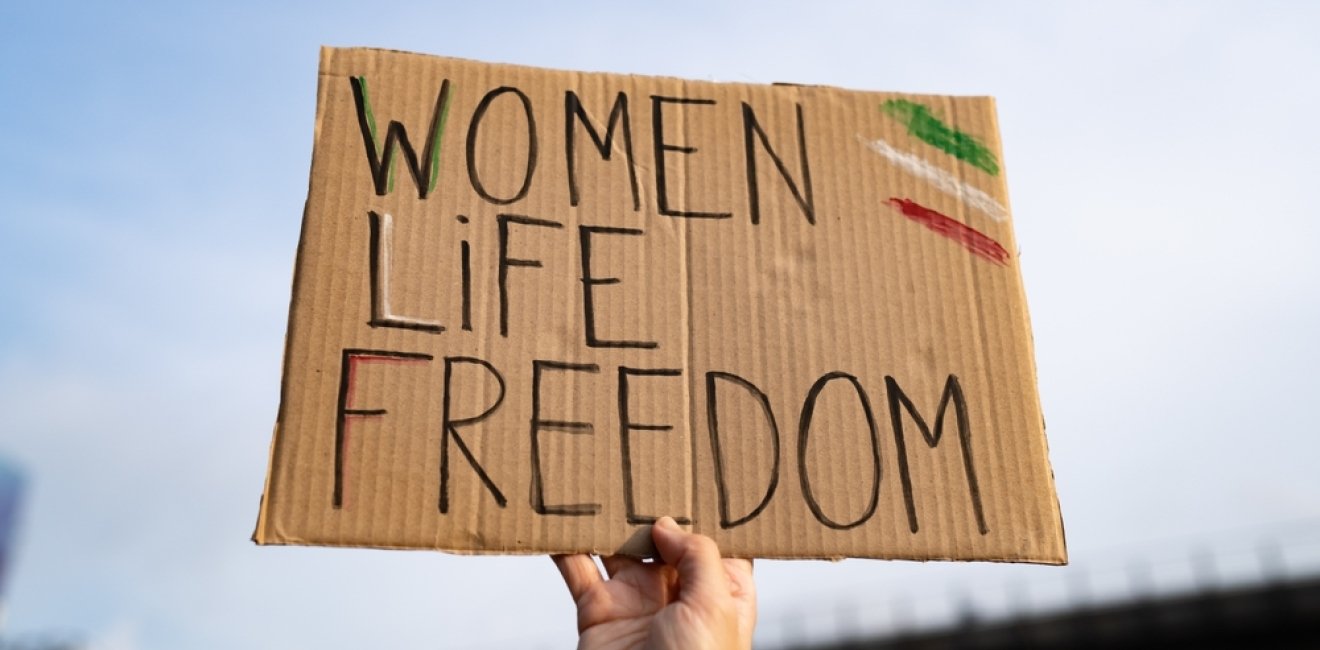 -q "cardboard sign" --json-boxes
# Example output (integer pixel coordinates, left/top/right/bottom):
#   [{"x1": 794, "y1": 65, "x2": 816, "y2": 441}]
[{"x1": 253, "y1": 47, "x2": 1066, "y2": 563}]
